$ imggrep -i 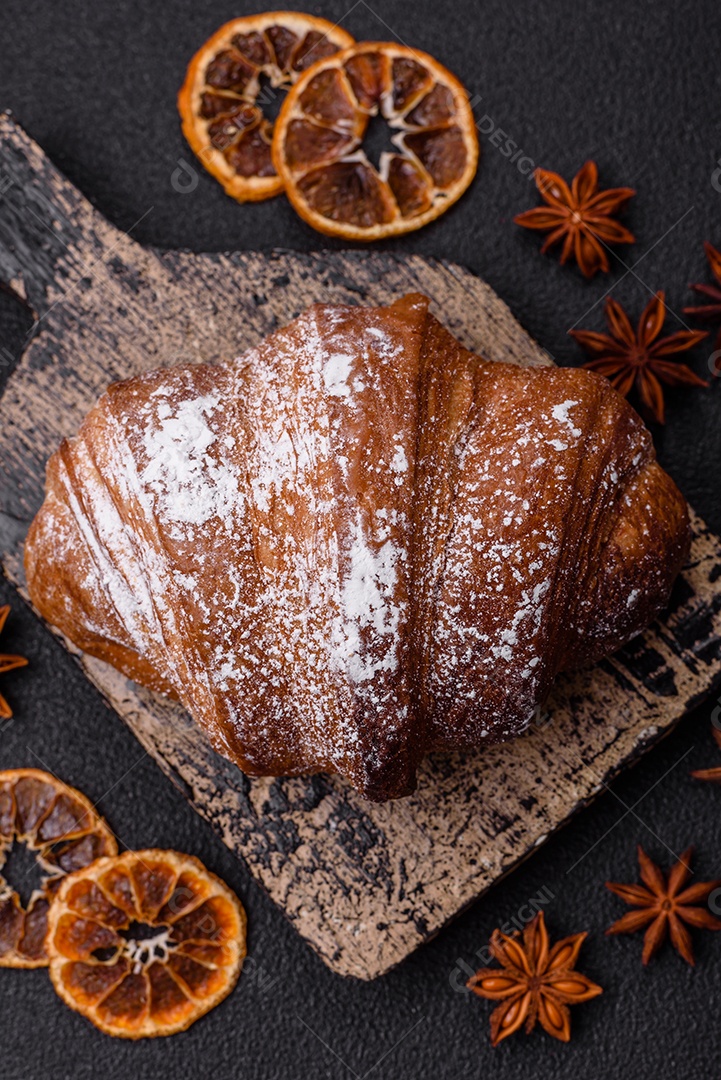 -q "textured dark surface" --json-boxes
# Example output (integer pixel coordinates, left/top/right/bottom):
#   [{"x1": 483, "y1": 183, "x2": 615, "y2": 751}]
[
  {"x1": 3, "y1": 112, "x2": 721, "y2": 984},
  {"x1": 1, "y1": 0, "x2": 721, "y2": 1076}
]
